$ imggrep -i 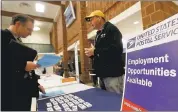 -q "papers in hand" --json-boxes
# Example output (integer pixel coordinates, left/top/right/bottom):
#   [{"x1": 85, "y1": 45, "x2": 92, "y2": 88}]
[{"x1": 37, "y1": 54, "x2": 61, "y2": 67}]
